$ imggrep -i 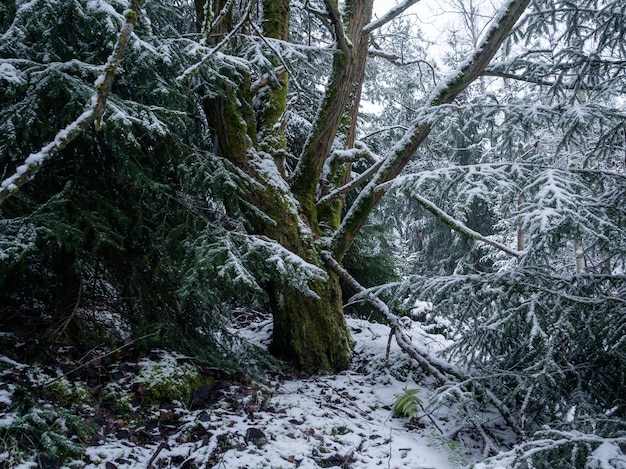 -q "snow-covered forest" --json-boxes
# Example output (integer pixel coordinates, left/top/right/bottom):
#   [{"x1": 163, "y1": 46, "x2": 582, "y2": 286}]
[{"x1": 1, "y1": 0, "x2": 625, "y2": 467}]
